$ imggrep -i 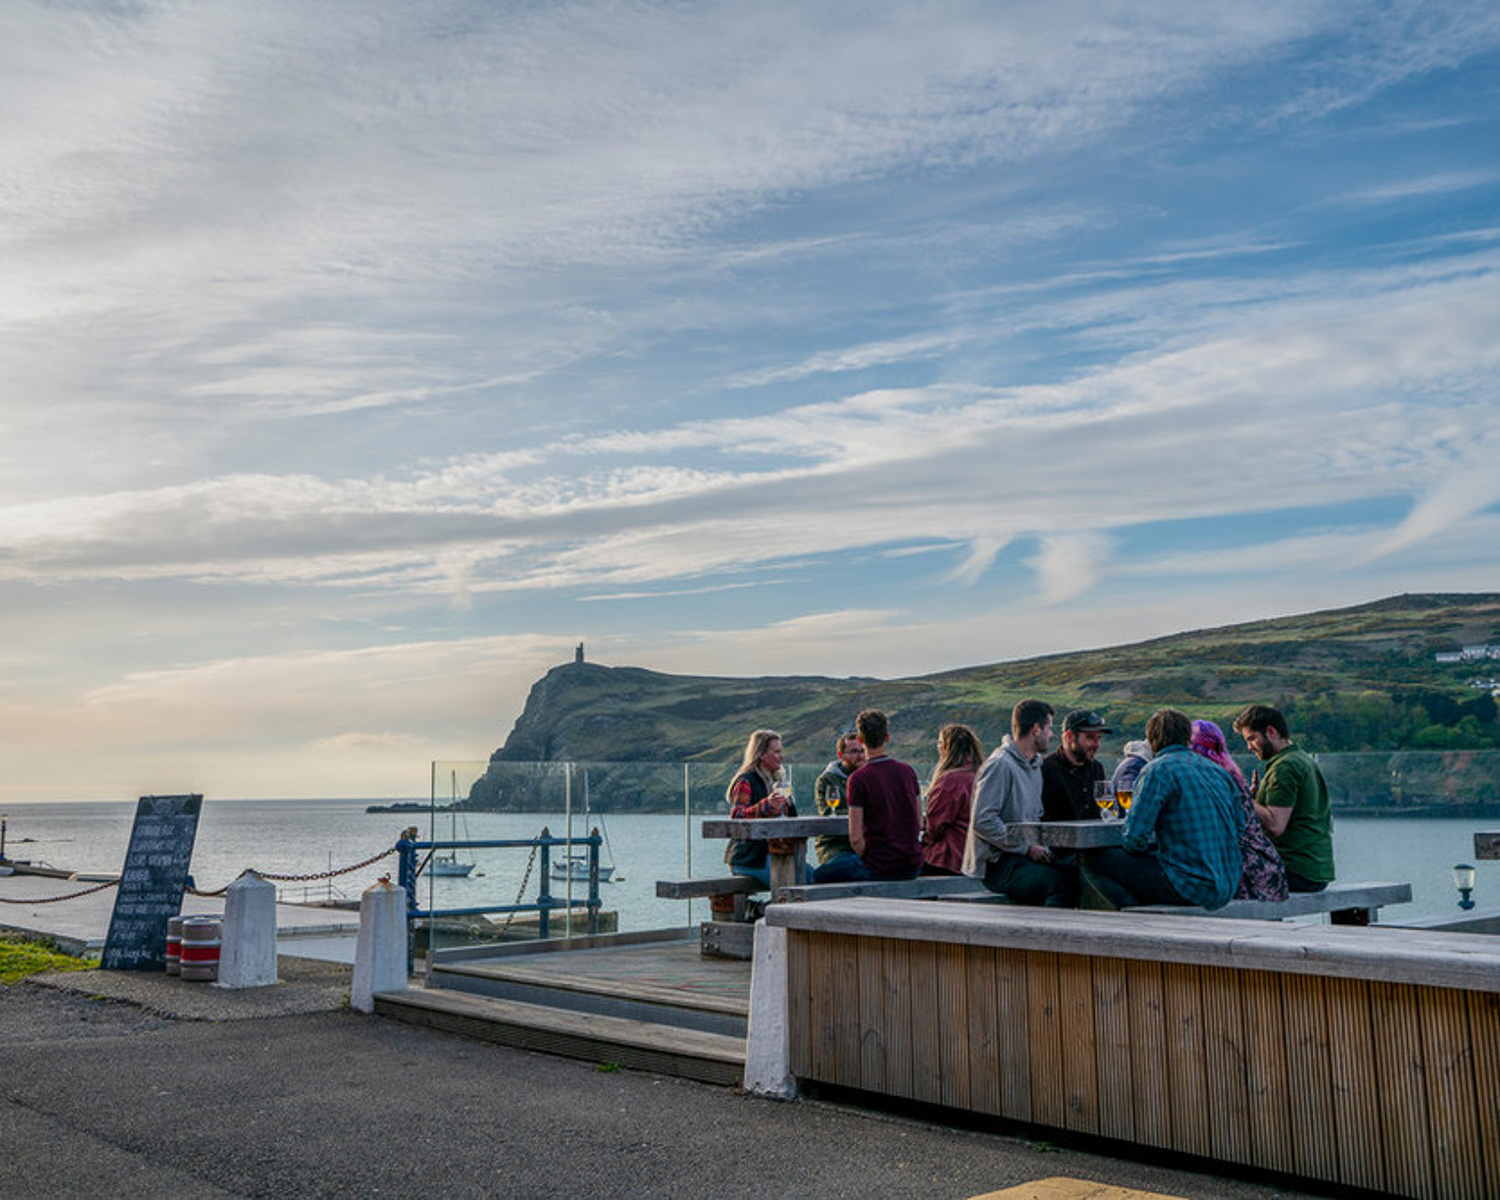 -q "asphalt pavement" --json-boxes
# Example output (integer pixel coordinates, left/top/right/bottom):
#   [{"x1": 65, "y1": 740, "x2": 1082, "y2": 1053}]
[{"x1": 0, "y1": 959, "x2": 1320, "y2": 1199}]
